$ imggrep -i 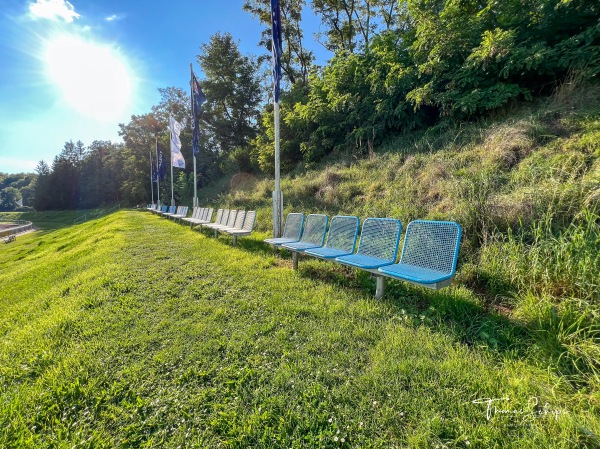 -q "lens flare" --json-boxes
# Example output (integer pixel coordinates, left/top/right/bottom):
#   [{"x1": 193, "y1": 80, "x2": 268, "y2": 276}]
[{"x1": 44, "y1": 35, "x2": 132, "y2": 121}]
